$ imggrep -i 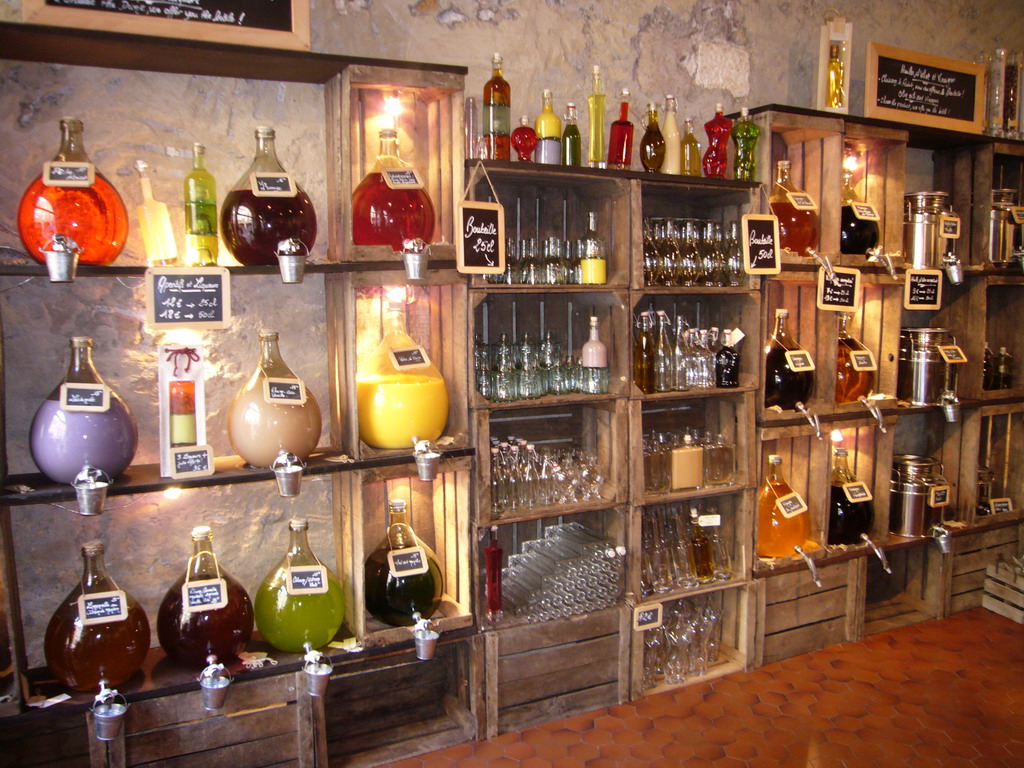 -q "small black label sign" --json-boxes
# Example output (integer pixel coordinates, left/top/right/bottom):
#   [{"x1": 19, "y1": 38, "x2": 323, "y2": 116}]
[
  {"x1": 939, "y1": 214, "x2": 960, "y2": 239},
  {"x1": 286, "y1": 565, "x2": 329, "y2": 595},
  {"x1": 904, "y1": 269, "x2": 942, "y2": 310},
  {"x1": 169, "y1": 445, "x2": 215, "y2": 479},
  {"x1": 784, "y1": 350, "x2": 815, "y2": 372},
  {"x1": 146, "y1": 267, "x2": 230, "y2": 330},
  {"x1": 388, "y1": 346, "x2": 430, "y2": 370},
  {"x1": 250, "y1": 173, "x2": 296, "y2": 197},
  {"x1": 851, "y1": 351, "x2": 877, "y2": 372},
  {"x1": 264, "y1": 377, "x2": 306, "y2": 404},
  {"x1": 851, "y1": 203, "x2": 880, "y2": 222},
  {"x1": 60, "y1": 383, "x2": 109, "y2": 413},
  {"x1": 989, "y1": 498, "x2": 1013, "y2": 514},
  {"x1": 742, "y1": 214, "x2": 781, "y2": 275},
  {"x1": 633, "y1": 602, "x2": 664, "y2": 631},
  {"x1": 929, "y1": 486, "x2": 950, "y2": 507},
  {"x1": 843, "y1": 481, "x2": 874, "y2": 503},
  {"x1": 382, "y1": 168, "x2": 424, "y2": 190},
  {"x1": 1011, "y1": 208, "x2": 1024, "y2": 226},
  {"x1": 183, "y1": 578, "x2": 228, "y2": 612},
  {"x1": 457, "y1": 200, "x2": 506, "y2": 275},
  {"x1": 43, "y1": 161, "x2": 94, "y2": 188},
  {"x1": 388, "y1": 546, "x2": 429, "y2": 577},
  {"x1": 937, "y1": 345, "x2": 967, "y2": 364},
  {"x1": 786, "y1": 192, "x2": 818, "y2": 211},
  {"x1": 817, "y1": 267, "x2": 862, "y2": 312},
  {"x1": 776, "y1": 492, "x2": 808, "y2": 519},
  {"x1": 78, "y1": 590, "x2": 128, "y2": 626}
]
